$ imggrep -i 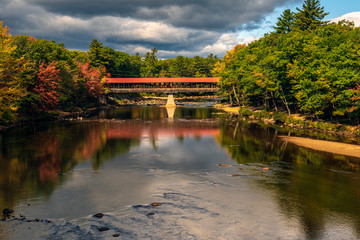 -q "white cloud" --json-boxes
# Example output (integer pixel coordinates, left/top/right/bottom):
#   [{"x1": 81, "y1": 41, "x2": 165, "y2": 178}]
[{"x1": 330, "y1": 12, "x2": 360, "y2": 27}]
